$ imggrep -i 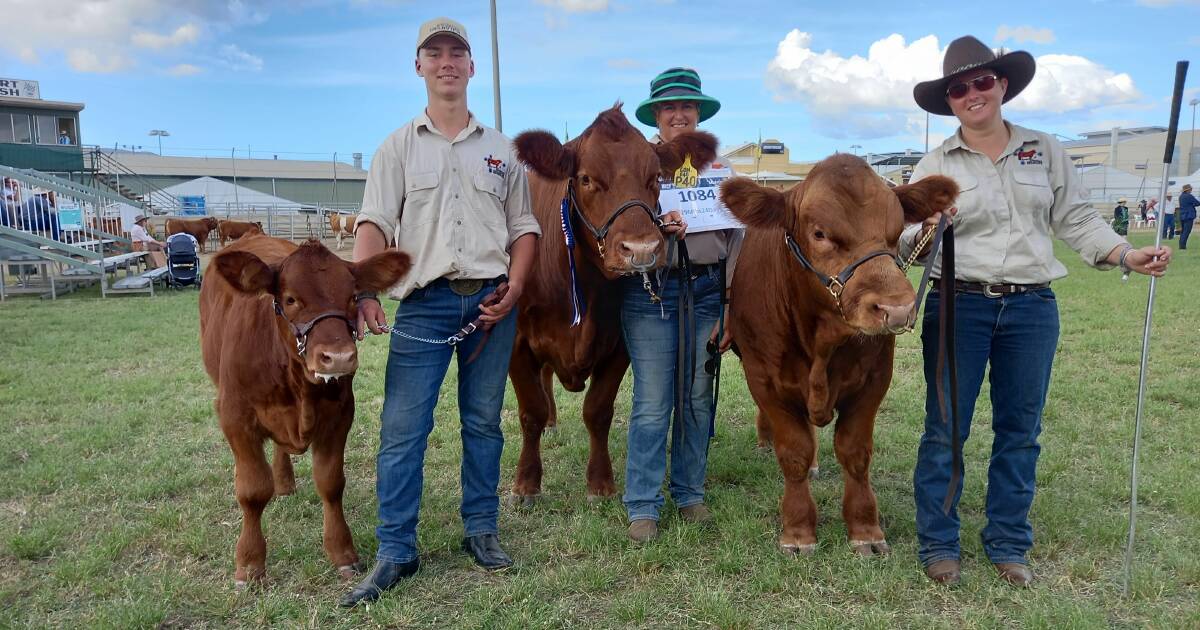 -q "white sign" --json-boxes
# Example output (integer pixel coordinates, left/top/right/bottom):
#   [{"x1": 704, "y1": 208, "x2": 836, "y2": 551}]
[
  {"x1": 0, "y1": 78, "x2": 40, "y2": 100},
  {"x1": 658, "y1": 159, "x2": 743, "y2": 233}
]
